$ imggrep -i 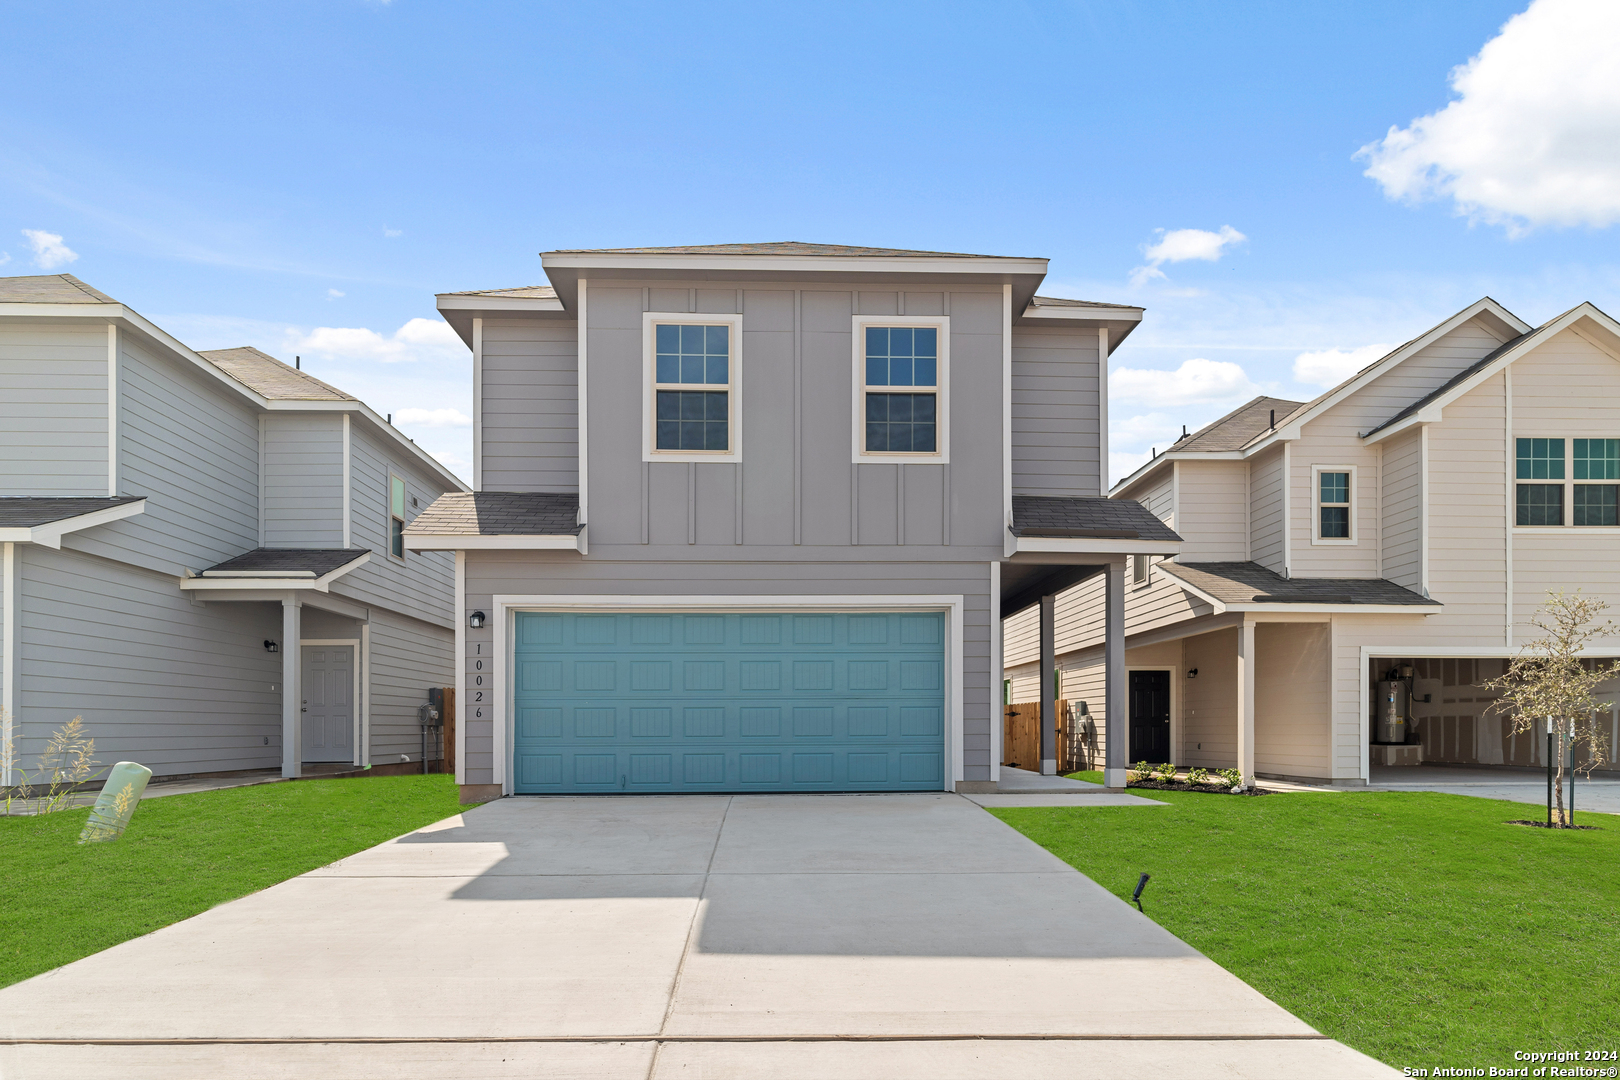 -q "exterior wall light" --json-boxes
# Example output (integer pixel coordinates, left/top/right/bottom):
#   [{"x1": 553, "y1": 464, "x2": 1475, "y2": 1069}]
[
  {"x1": 264, "y1": 640, "x2": 279, "y2": 653},
  {"x1": 468, "y1": 611, "x2": 486, "y2": 629},
  {"x1": 1186, "y1": 668, "x2": 1197, "y2": 679}
]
